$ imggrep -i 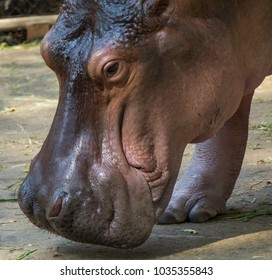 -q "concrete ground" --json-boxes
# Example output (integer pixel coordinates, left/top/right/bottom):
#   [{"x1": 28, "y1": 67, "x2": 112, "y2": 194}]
[{"x1": 0, "y1": 46, "x2": 271, "y2": 260}]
